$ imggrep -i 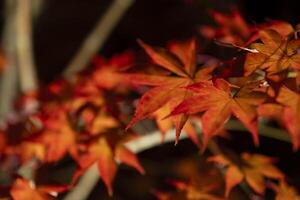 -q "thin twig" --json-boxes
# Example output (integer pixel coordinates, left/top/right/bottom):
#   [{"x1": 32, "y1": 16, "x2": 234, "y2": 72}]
[{"x1": 214, "y1": 39, "x2": 259, "y2": 53}]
